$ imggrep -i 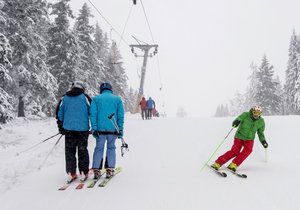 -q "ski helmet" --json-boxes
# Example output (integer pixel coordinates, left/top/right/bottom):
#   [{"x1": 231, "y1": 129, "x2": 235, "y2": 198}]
[
  {"x1": 71, "y1": 81, "x2": 85, "y2": 90},
  {"x1": 100, "y1": 82, "x2": 112, "y2": 93},
  {"x1": 252, "y1": 105, "x2": 262, "y2": 119}
]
